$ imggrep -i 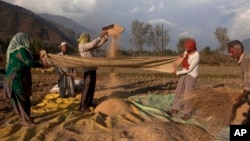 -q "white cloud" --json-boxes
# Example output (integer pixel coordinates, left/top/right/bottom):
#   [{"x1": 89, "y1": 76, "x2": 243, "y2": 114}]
[
  {"x1": 224, "y1": 1, "x2": 250, "y2": 40},
  {"x1": 148, "y1": 19, "x2": 176, "y2": 26},
  {"x1": 61, "y1": 0, "x2": 97, "y2": 13},
  {"x1": 239, "y1": 9, "x2": 250, "y2": 19},
  {"x1": 230, "y1": 10, "x2": 250, "y2": 40},
  {"x1": 217, "y1": 5, "x2": 239, "y2": 16},
  {"x1": 130, "y1": 7, "x2": 140, "y2": 14},
  {"x1": 168, "y1": 0, "x2": 212, "y2": 10},
  {"x1": 158, "y1": 1, "x2": 165, "y2": 10},
  {"x1": 11, "y1": 0, "x2": 97, "y2": 15},
  {"x1": 177, "y1": 26, "x2": 202, "y2": 40},
  {"x1": 179, "y1": 32, "x2": 194, "y2": 38},
  {"x1": 144, "y1": 0, "x2": 154, "y2": 5},
  {"x1": 147, "y1": 5, "x2": 156, "y2": 13}
]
